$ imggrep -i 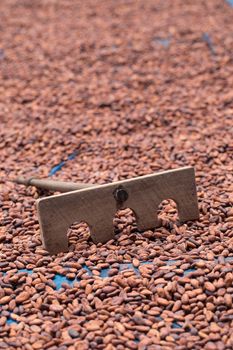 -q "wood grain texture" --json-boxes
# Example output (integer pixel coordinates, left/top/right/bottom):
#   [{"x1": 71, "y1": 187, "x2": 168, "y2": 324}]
[
  {"x1": 37, "y1": 166, "x2": 199, "y2": 254},
  {"x1": 13, "y1": 177, "x2": 94, "y2": 192}
]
